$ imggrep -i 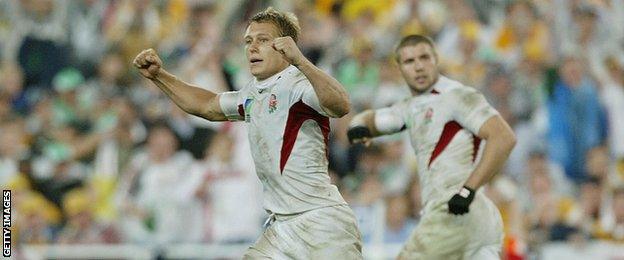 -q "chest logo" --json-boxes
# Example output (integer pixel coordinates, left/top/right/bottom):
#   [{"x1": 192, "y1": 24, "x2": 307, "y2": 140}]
[
  {"x1": 424, "y1": 107, "x2": 433, "y2": 124},
  {"x1": 268, "y1": 94, "x2": 278, "y2": 113}
]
